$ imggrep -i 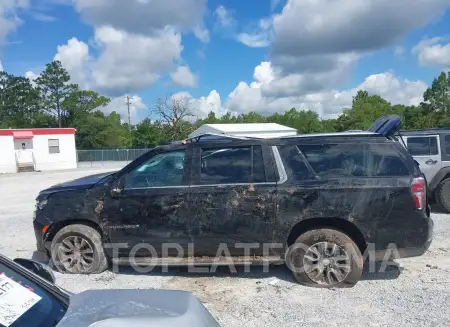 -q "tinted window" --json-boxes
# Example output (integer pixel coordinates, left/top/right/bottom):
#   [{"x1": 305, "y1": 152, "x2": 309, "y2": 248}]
[
  {"x1": 445, "y1": 135, "x2": 450, "y2": 155},
  {"x1": 278, "y1": 145, "x2": 315, "y2": 181},
  {"x1": 407, "y1": 137, "x2": 438, "y2": 156},
  {"x1": 199, "y1": 146, "x2": 265, "y2": 184},
  {"x1": 298, "y1": 143, "x2": 410, "y2": 178},
  {"x1": 368, "y1": 143, "x2": 410, "y2": 176},
  {"x1": 125, "y1": 151, "x2": 185, "y2": 188},
  {"x1": 298, "y1": 144, "x2": 368, "y2": 177},
  {"x1": 0, "y1": 262, "x2": 66, "y2": 327}
]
